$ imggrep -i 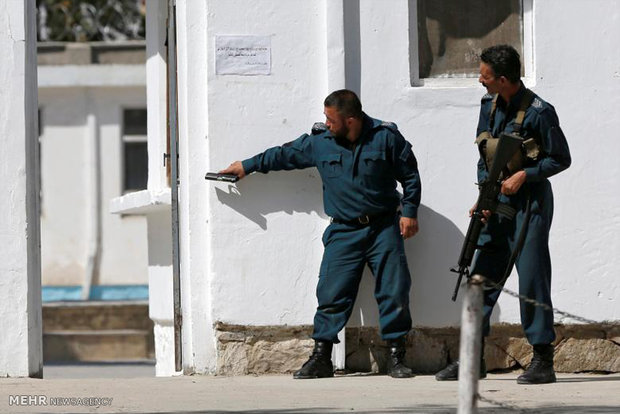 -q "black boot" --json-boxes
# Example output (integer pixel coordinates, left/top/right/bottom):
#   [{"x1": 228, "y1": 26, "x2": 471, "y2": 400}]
[
  {"x1": 386, "y1": 337, "x2": 413, "y2": 378},
  {"x1": 435, "y1": 338, "x2": 487, "y2": 381},
  {"x1": 293, "y1": 340, "x2": 334, "y2": 379},
  {"x1": 517, "y1": 344, "x2": 556, "y2": 385},
  {"x1": 434, "y1": 359, "x2": 487, "y2": 381}
]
